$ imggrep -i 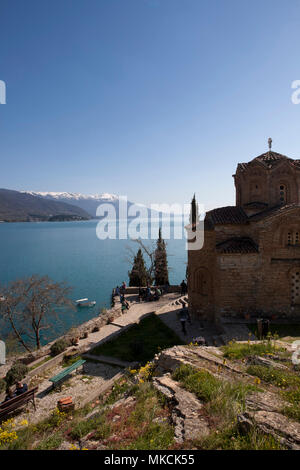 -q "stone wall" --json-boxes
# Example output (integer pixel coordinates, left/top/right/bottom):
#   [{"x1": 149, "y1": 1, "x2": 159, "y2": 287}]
[{"x1": 188, "y1": 207, "x2": 300, "y2": 320}]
